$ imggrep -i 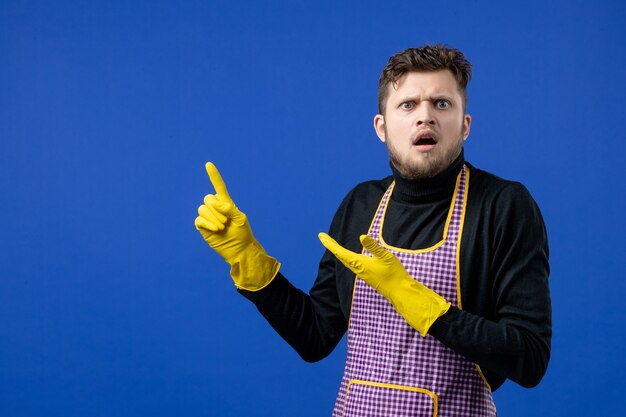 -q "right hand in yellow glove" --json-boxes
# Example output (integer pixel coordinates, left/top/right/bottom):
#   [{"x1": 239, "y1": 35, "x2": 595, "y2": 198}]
[
  {"x1": 195, "y1": 162, "x2": 280, "y2": 291},
  {"x1": 318, "y1": 233, "x2": 450, "y2": 336}
]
